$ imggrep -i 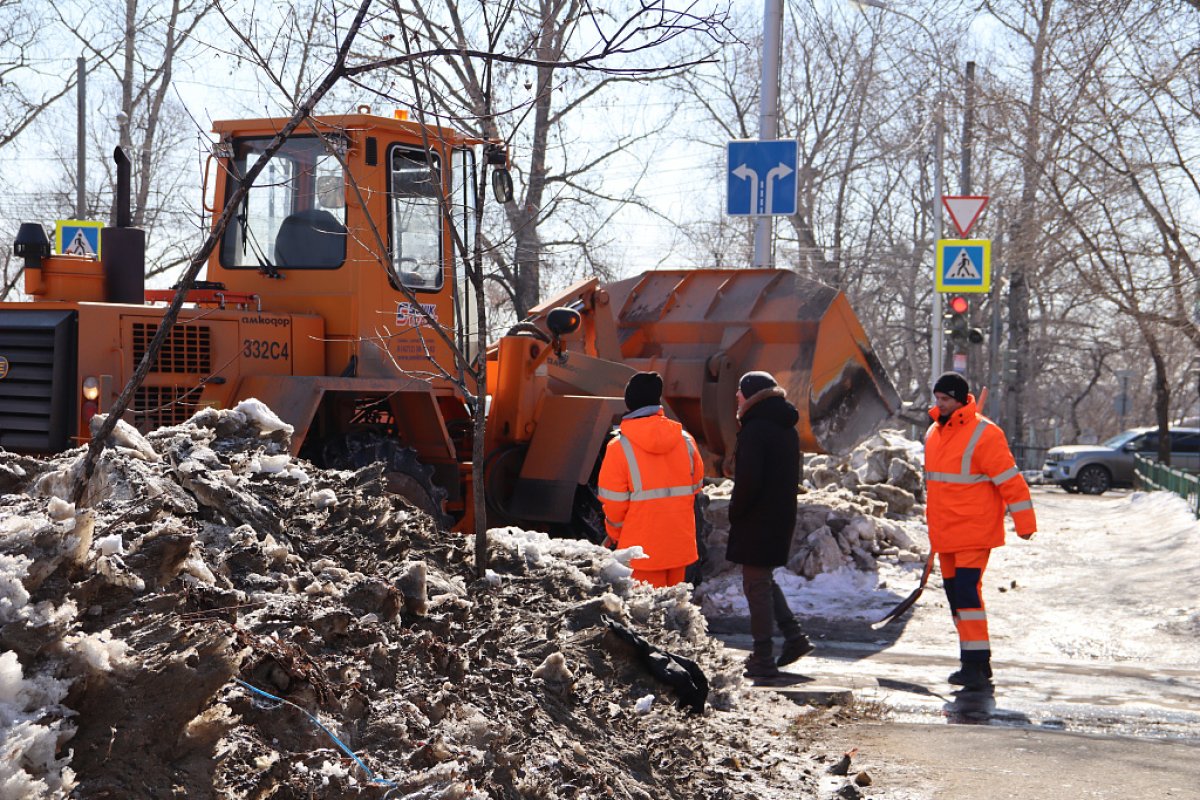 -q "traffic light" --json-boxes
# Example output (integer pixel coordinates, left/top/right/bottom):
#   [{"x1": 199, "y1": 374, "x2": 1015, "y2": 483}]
[{"x1": 943, "y1": 295, "x2": 985, "y2": 346}]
